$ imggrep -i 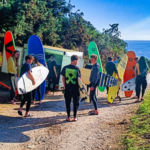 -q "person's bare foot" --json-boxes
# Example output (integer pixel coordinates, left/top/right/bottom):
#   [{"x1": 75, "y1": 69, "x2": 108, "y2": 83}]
[
  {"x1": 13, "y1": 97, "x2": 18, "y2": 102},
  {"x1": 11, "y1": 100, "x2": 16, "y2": 105},
  {"x1": 47, "y1": 91, "x2": 52, "y2": 95}
]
